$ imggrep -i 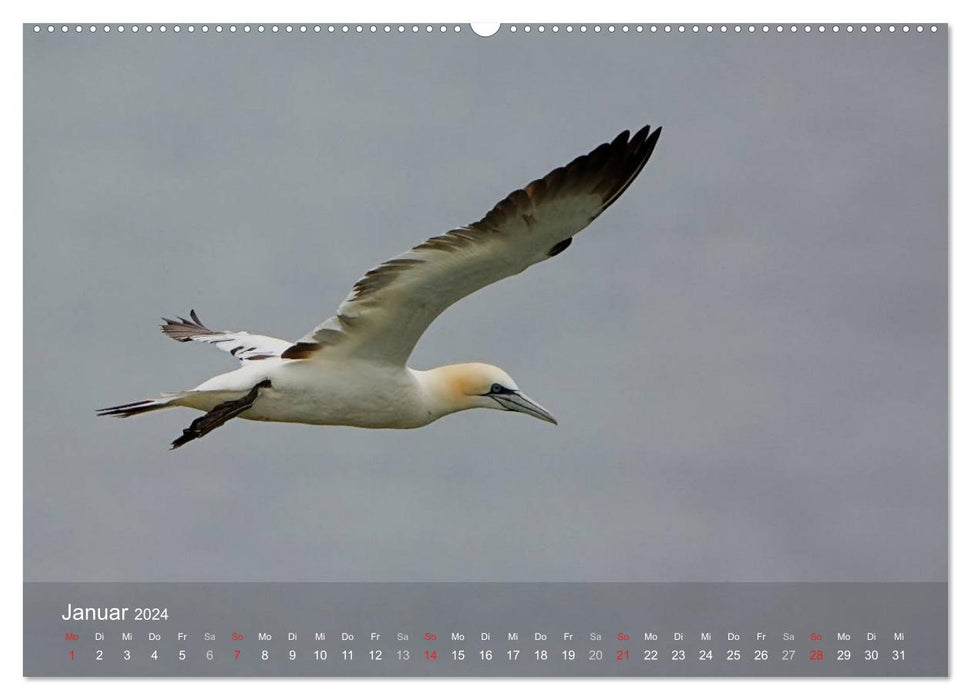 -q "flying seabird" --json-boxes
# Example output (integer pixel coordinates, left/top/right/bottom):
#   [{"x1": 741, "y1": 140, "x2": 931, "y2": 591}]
[{"x1": 99, "y1": 124, "x2": 662, "y2": 448}]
